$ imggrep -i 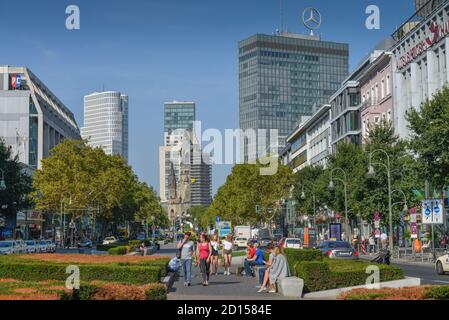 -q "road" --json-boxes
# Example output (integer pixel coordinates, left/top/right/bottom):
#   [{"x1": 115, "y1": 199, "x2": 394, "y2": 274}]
[{"x1": 392, "y1": 261, "x2": 449, "y2": 285}]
